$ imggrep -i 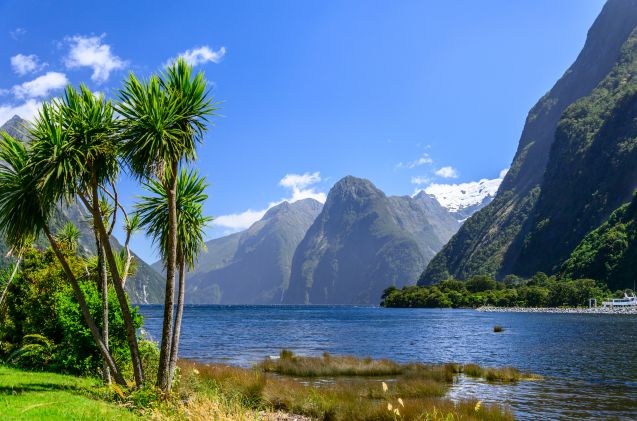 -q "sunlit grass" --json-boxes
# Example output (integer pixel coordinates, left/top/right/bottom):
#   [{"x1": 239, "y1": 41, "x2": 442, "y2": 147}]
[{"x1": 171, "y1": 353, "x2": 521, "y2": 421}]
